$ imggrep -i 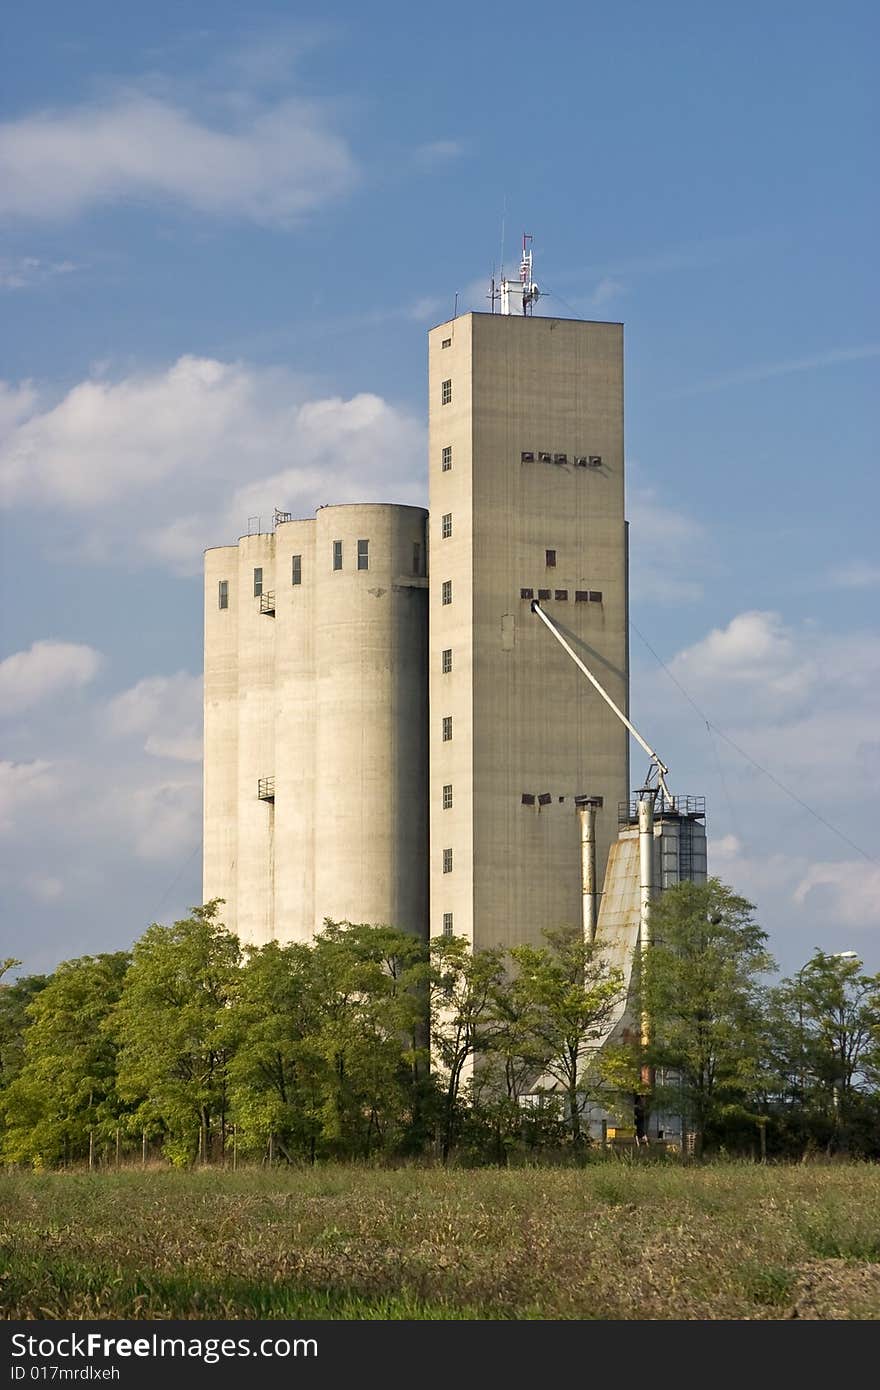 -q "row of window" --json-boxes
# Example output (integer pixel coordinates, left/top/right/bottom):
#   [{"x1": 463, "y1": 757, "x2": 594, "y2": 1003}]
[
  {"x1": 521, "y1": 451, "x2": 603, "y2": 468},
  {"x1": 436, "y1": 386, "x2": 453, "y2": 934},
  {"x1": 218, "y1": 542, "x2": 425, "y2": 606},
  {"x1": 522, "y1": 587, "x2": 603, "y2": 603},
  {"x1": 437, "y1": 445, "x2": 602, "y2": 473},
  {"x1": 223, "y1": 574, "x2": 597, "y2": 612}
]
